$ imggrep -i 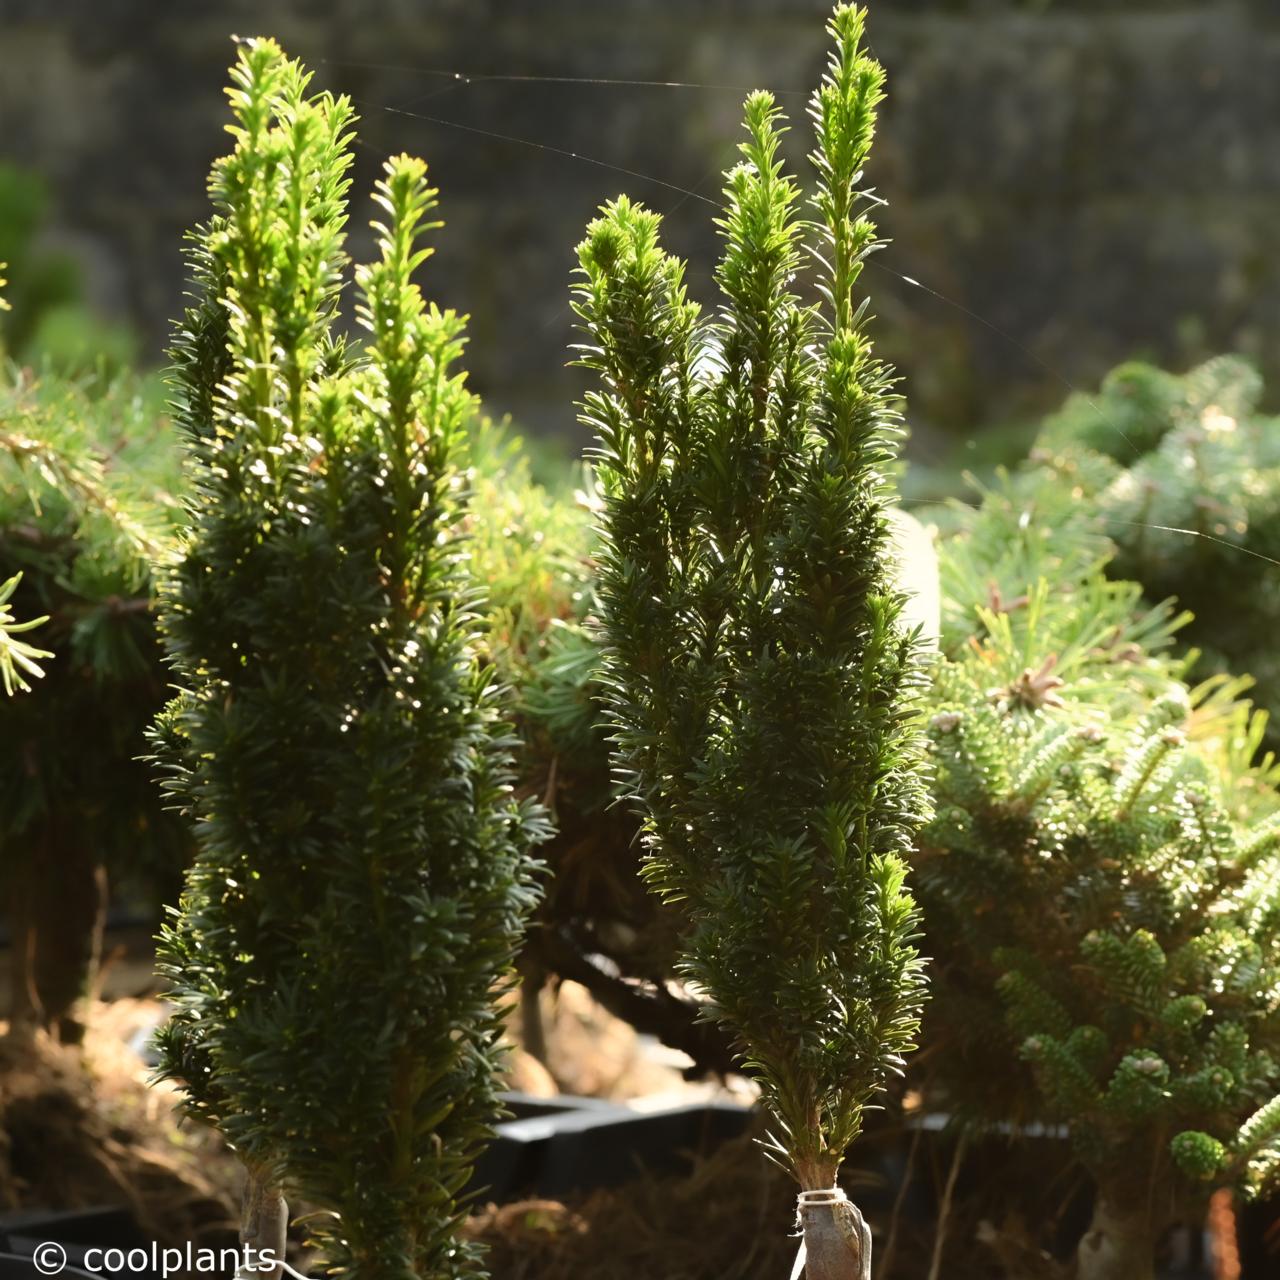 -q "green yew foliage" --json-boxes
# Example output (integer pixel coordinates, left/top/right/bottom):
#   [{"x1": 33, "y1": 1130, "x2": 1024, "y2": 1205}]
[
  {"x1": 462, "y1": 427, "x2": 679, "y2": 1003},
  {"x1": 153, "y1": 40, "x2": 545, "y2": 1279},
  {"x1": 572, "y1": 4, "x2": 929, "y2": 1187},
  {"x1": 919, "y1": 473, "x2": 1280, "y2": 1215}
]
